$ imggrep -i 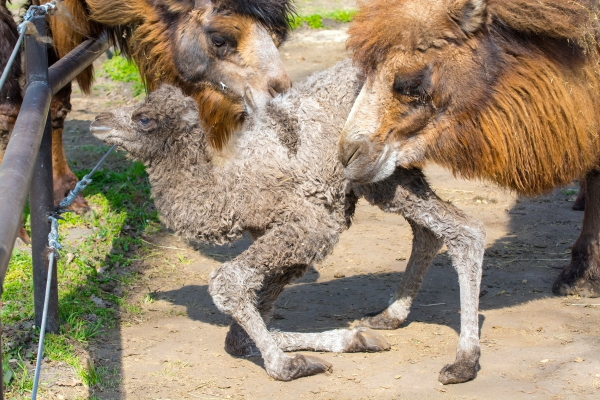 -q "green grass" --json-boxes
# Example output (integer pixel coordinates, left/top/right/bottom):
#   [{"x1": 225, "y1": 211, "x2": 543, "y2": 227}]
[
  {"x1": 1, "y1": 160, "x2": 160, "y2": 397},
  {"x1": 102, "y1": 55, "x2": 146, "y2": 97},
  {"x1": 6, "y1": 0, "x2": 27, "y2": 13},
  {"x1": 562, "y1": 188, "x2": 579, "y2": 196},
  {"x1": 290, "y1": 9, "x2": 357, "y2": 29}
]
